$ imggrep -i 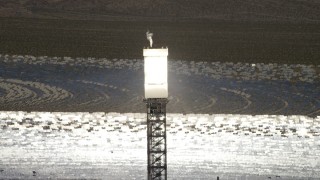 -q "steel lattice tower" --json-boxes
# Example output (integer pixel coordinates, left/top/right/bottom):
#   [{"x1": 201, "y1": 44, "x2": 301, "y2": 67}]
[
  {"x1": 144, "y1": 98, "x2": 168, "y2": 180},
  {"x1": 143, "y1": 43, "x2": 168, "y2": 180}
]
